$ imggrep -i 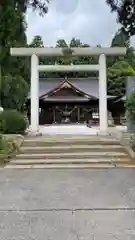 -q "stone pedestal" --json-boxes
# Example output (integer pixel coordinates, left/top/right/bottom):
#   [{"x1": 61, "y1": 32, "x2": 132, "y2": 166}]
[{"x1": 108, "y1": 112, "x2": 114, "y2": 126}]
